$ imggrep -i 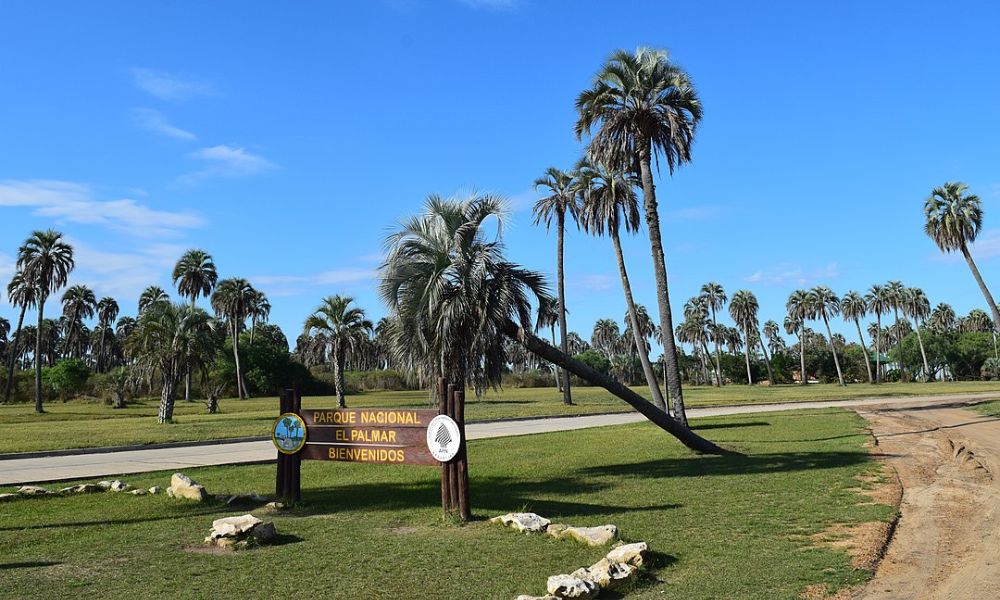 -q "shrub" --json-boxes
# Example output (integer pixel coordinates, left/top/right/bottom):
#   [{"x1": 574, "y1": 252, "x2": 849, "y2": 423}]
[{"x1": 43, "y1": 359, "x2": 91, "y2": 401}]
